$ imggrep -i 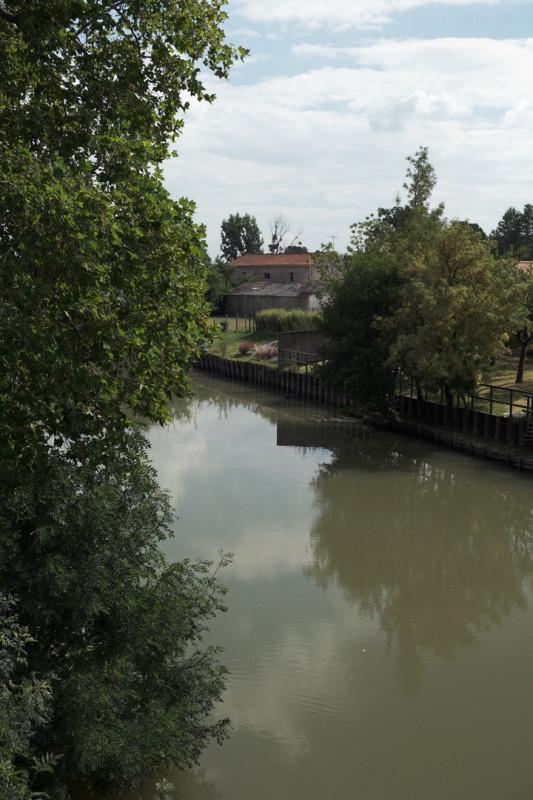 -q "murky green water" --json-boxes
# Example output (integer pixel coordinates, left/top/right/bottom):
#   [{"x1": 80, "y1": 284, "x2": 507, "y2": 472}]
[{"x1": 132, "y1": 371, "x2": 533, "y2": 800}]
